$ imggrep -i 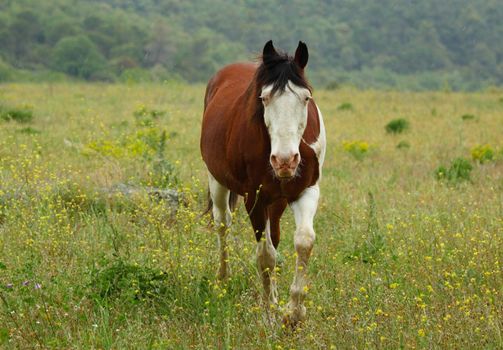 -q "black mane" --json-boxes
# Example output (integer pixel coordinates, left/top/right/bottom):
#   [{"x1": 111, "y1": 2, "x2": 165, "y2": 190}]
[{"x1": 255, "y1": 51, "x2": 311, "y2": 97}]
